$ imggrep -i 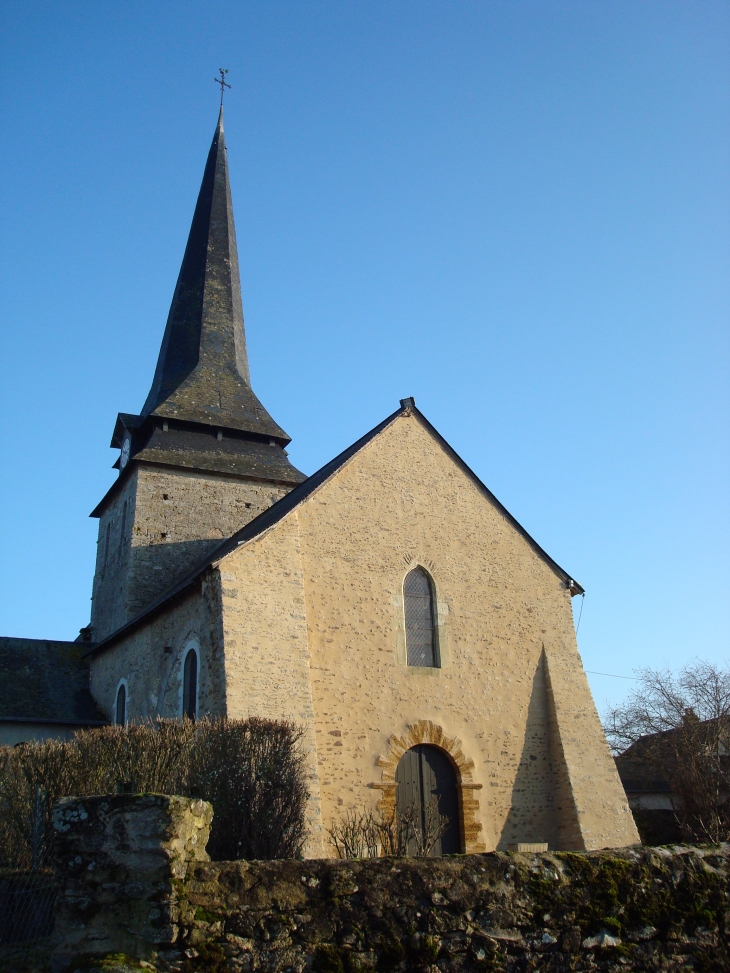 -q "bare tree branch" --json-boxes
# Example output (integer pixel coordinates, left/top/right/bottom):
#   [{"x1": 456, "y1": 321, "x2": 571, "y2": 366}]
[{"x1": 604, "y1": 660, "x2": 730, "y2": 843}]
